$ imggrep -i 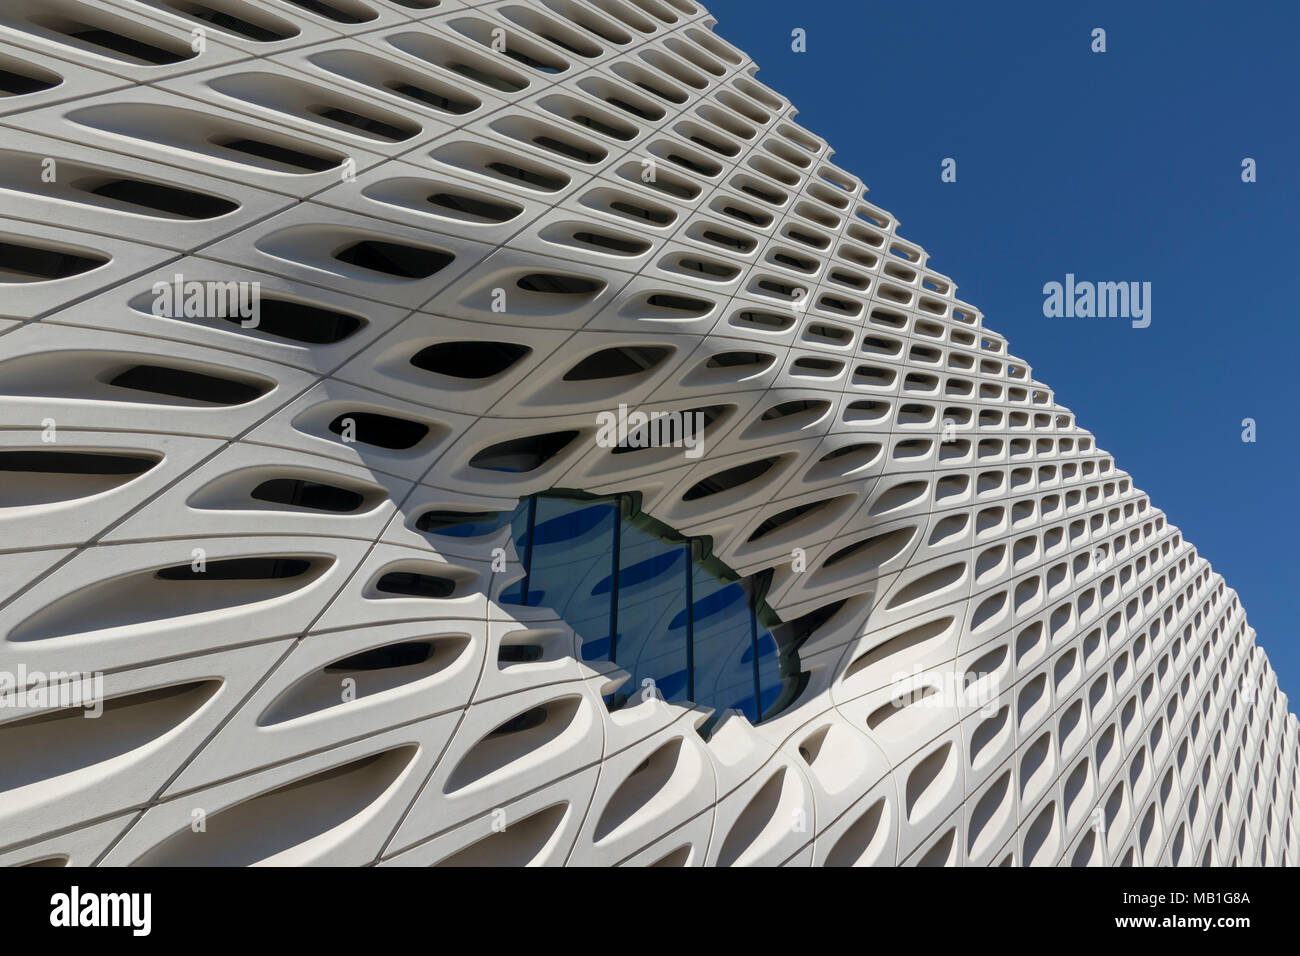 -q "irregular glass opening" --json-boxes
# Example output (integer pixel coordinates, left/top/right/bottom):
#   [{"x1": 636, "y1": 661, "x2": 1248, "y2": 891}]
[{"x1": 428, "y1": 491, "x2": 802, "y2": 727}]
